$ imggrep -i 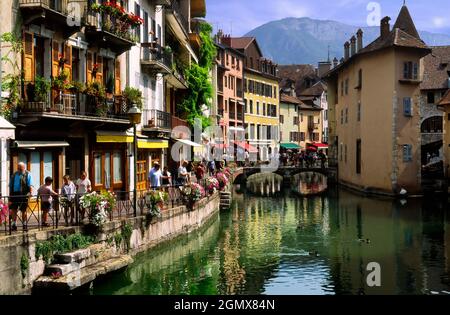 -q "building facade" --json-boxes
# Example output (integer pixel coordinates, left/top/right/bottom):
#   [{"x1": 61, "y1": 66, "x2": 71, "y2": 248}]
[
  {"x1": 324, "y1": 5, "x2": 431, "y2": 195},
  {"x1": 224, "y1": 37, "x2": 279, "y2": 160},
  {"x1": 0, "y1": 0, "x2": 205, "y2": 194}
]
